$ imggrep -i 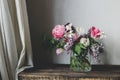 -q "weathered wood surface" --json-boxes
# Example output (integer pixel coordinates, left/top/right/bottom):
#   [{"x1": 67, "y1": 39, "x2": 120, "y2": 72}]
[{"x1": 19, "y1": 65, "x2": 120, "y2": 80}]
